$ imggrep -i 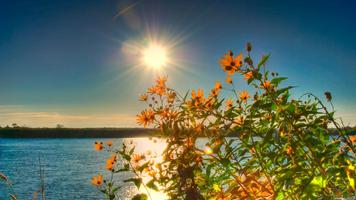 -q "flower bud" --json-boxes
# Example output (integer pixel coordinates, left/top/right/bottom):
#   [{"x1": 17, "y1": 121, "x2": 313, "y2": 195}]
[
  {"x1": 244, "y1": 57, "x2": 253, "y2": 65},
  {"x1": 324, "y1": 91, "x2": 332, "y2": 102},
  {"x1": 246, "y1": 42, "x2": 252, "y2": 52}
]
